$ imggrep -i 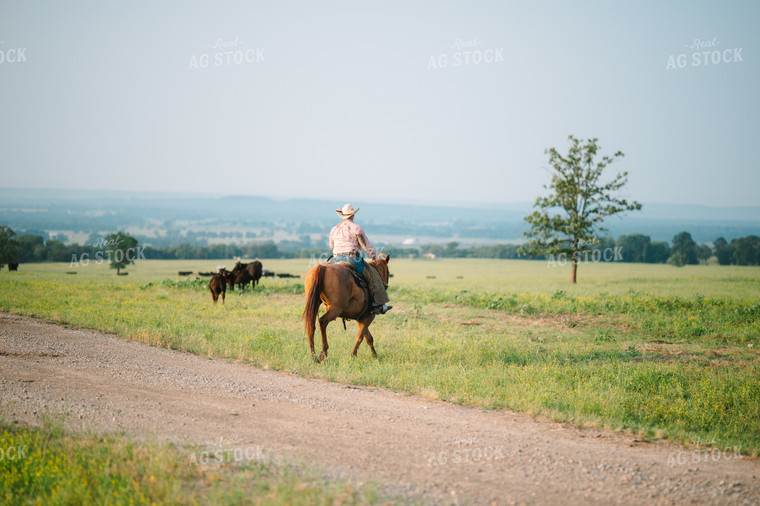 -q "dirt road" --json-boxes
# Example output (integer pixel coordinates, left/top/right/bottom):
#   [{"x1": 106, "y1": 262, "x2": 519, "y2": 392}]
[{"x1": 1, "y1": 312, "x2": 758, "y2": 504}]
